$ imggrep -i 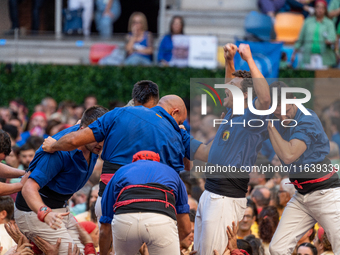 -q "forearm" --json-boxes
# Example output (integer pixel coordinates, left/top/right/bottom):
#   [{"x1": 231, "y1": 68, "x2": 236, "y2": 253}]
[
  {"x1": 194, "y1": 140, "x2": 213, "y2": 162},
  {"x1": 0, "y1": 163, "x2": 25, "y2": 178},
  {"x1": 247, "y1": 58, "x2": 270, "y2": 109},
  {"x1": 126, "y1": 38, "x2": 136, "y2": 53},
  {"x1": 0, "y1": 182, "x2": 23, "y2": 196},
  {"x1": 136, "y1": 47, "x2": 153, "y2": 55},
  {"x1": 268, "y1": 126, "x2": 295, "y2": 164},
  {"x1": 329, "y1": 8, "x2": 340, "y2": 19},
  {"x1": 225, "y1": 59, "x2": 235, "y2": 82},
  {"x1": 22, "y1": 181, "x2": 44, "y2": 213},
  {"x1": 99, "y1": 223, "x2": 112, "y2": 255},
  {"x1": 176, "y1": 213, "x2": 191, "y2": 241},
  {"x1": 105, "y1": 0, "x2": 114, "y2": 12}
]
